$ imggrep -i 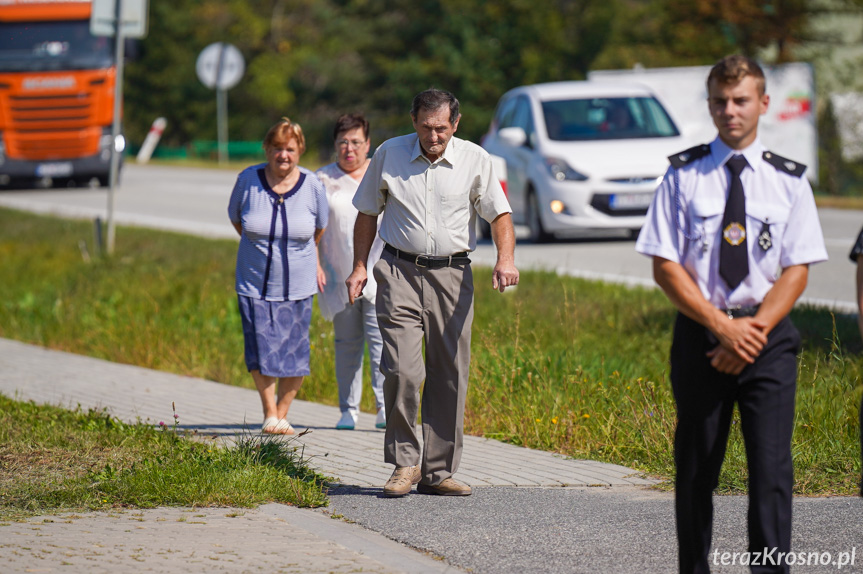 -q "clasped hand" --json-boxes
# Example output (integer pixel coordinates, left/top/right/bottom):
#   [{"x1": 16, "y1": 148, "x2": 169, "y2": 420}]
[{"x1": 706, "y1": 316, "x2": 768, "y2": 375}]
